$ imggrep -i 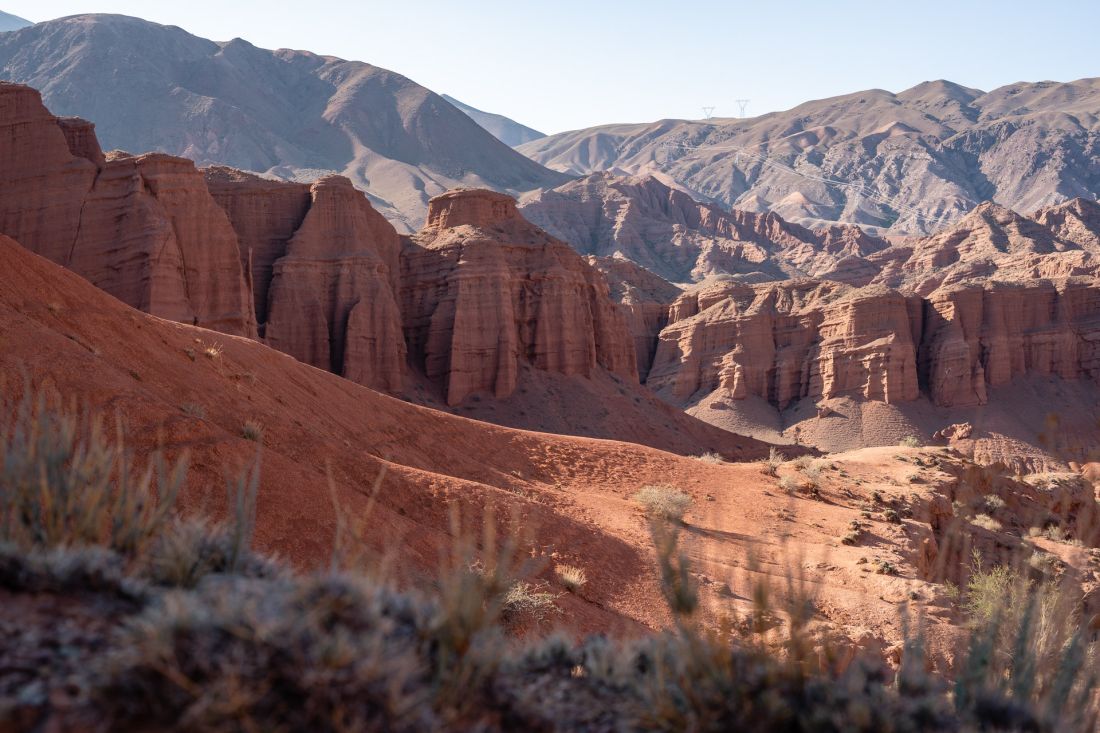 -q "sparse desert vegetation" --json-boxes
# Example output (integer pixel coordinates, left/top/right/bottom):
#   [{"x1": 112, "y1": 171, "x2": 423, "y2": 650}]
[
  {"x1": 555, "y1": 563, "x2": 587, "y2": 593},
  {"x1": 762, "y1": 446, "x2": 786, "y2": 476},
  {"x1": 241, "y1": 419, "x2": 264, "y2": 442},
  {"x1": 2, "y1": 397, "x2": 1099, "y2": 731},
  {"x1": 634, "y1": 484, "x2": 693, "y2": 523}
]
